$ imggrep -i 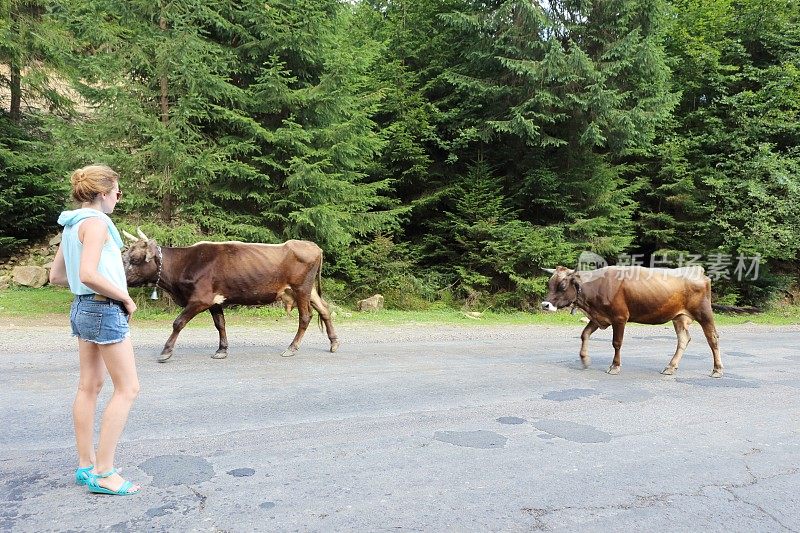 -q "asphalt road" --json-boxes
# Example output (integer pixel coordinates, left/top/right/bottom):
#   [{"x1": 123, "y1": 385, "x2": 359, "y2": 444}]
[{"x1": 1, "y1": 319, "x2": 799, "y2": 532}]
